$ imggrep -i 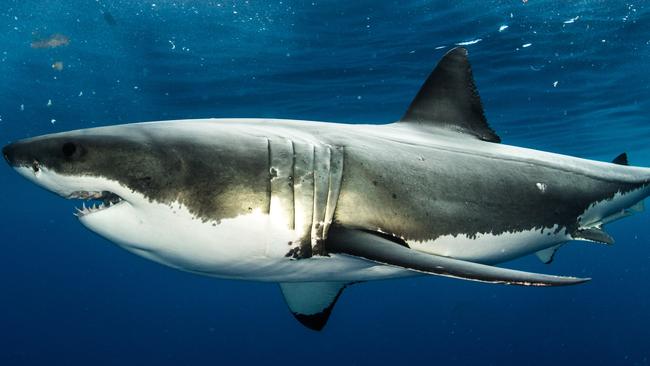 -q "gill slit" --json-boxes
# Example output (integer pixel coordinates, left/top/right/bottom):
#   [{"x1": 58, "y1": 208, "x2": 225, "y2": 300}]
[
  {"x1": 289, "y1": 139, "x2": 296, "y2": 230},
  {"x1": 266, "y1": 138, "x2": 272, "y2": 214}
]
